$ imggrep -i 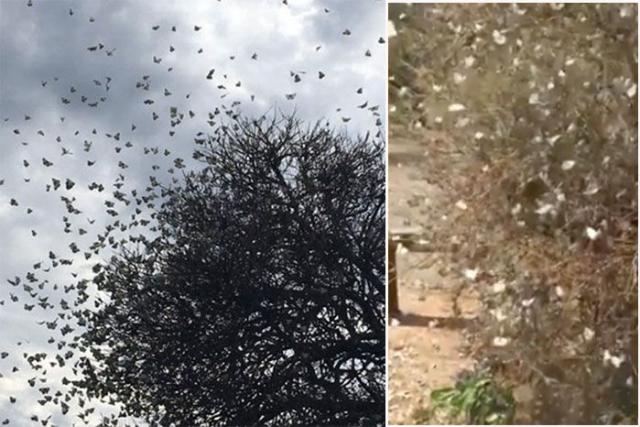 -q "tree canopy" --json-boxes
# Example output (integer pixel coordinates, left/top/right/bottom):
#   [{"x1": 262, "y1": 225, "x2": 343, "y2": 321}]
[{"x1": 77, "y1": 115, "x2": 386, "y2": 426}]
